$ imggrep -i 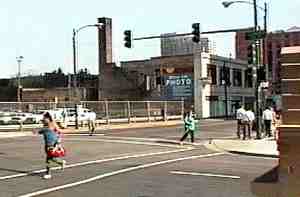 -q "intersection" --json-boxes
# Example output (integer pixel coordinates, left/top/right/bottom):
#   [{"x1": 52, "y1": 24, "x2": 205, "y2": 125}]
[{"x1": 0, "y1": 120, "x2": 277, "y2": 197}]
